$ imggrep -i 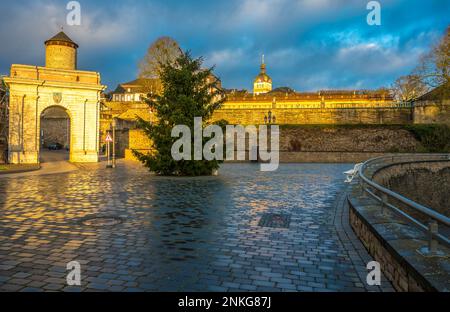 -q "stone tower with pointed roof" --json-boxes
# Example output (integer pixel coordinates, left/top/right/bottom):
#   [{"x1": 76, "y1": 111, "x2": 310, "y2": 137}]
[
  {"x1": 45, "y1": 31, "x2": 78, "y2": 70},
  {"x1": 253, "y1": 55, "x2": 272, "y2": 95}
]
